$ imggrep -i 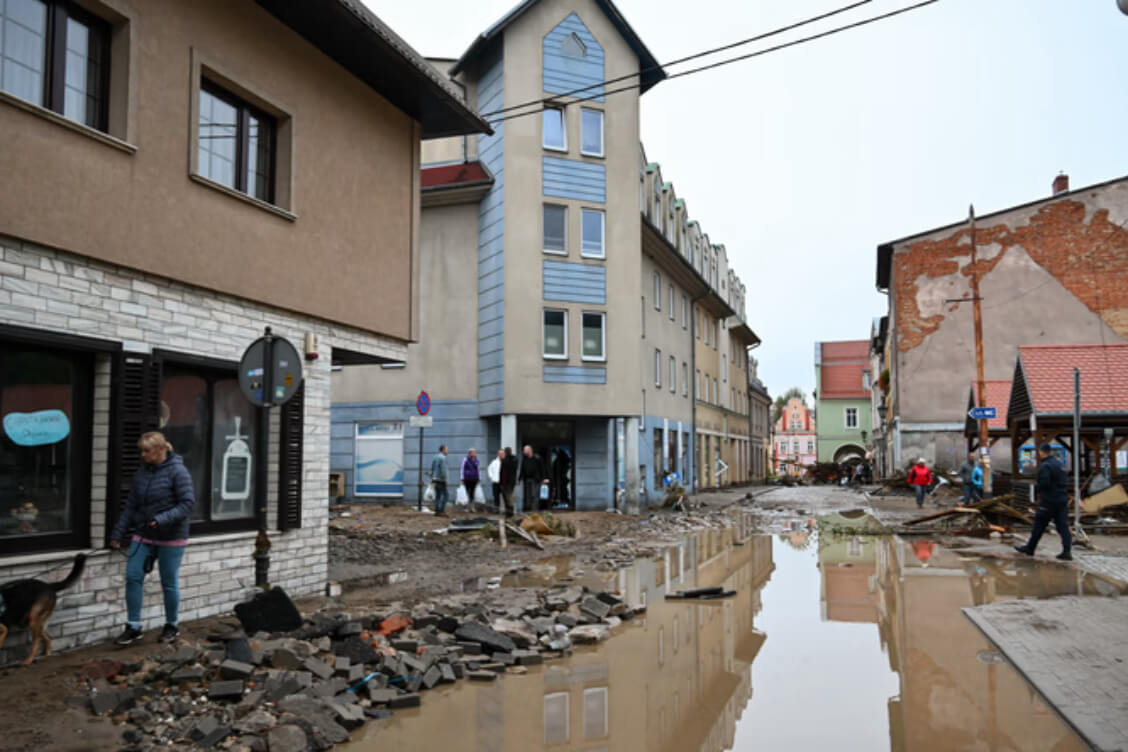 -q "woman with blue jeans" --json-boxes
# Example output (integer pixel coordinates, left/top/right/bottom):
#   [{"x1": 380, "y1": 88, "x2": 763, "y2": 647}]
[{"x1": 109, "y1": 431, "x2": 196, "y2": 645}]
